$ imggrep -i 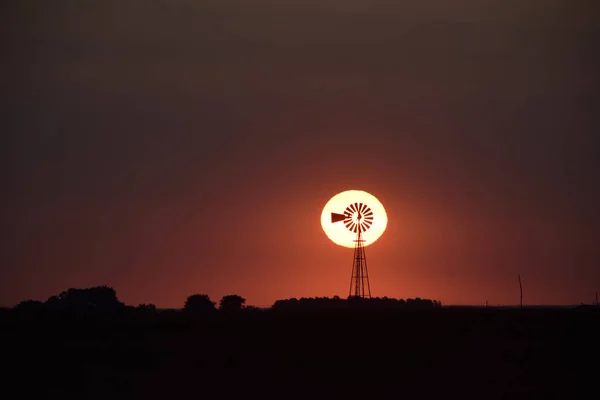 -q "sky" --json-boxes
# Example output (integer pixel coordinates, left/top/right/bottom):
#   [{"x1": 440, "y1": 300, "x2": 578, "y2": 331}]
[{"x1": 2, "y1": 0, "x2": 599, "y2": 307}]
